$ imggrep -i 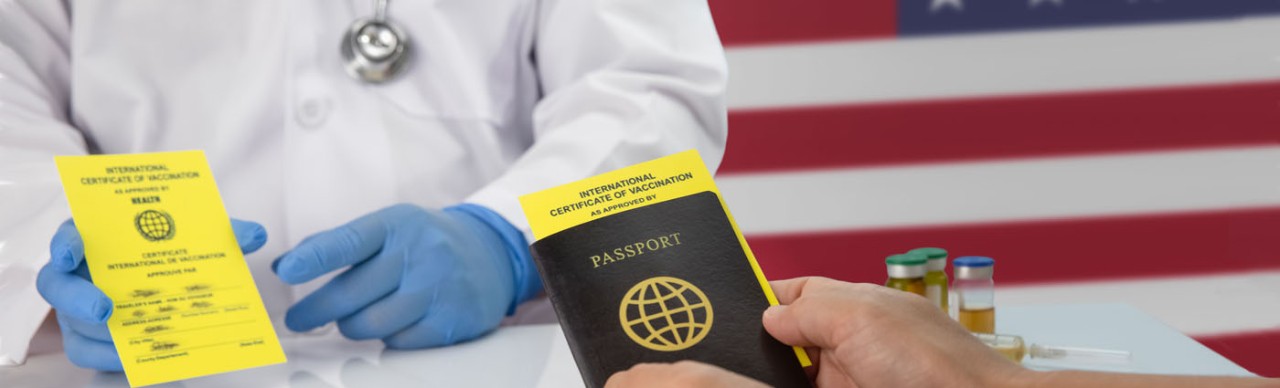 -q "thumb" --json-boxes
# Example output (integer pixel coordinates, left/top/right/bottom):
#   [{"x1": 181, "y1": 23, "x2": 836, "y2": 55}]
[
  {"x1": 231, "y1": 219, "x2": 268, "y2": 254},
  {"x1": 49, "y1": 219, "x2": 85, "y2": 272},
  {"x1": 763, "y1": 304, "x2": 818, "y2": 348}
]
